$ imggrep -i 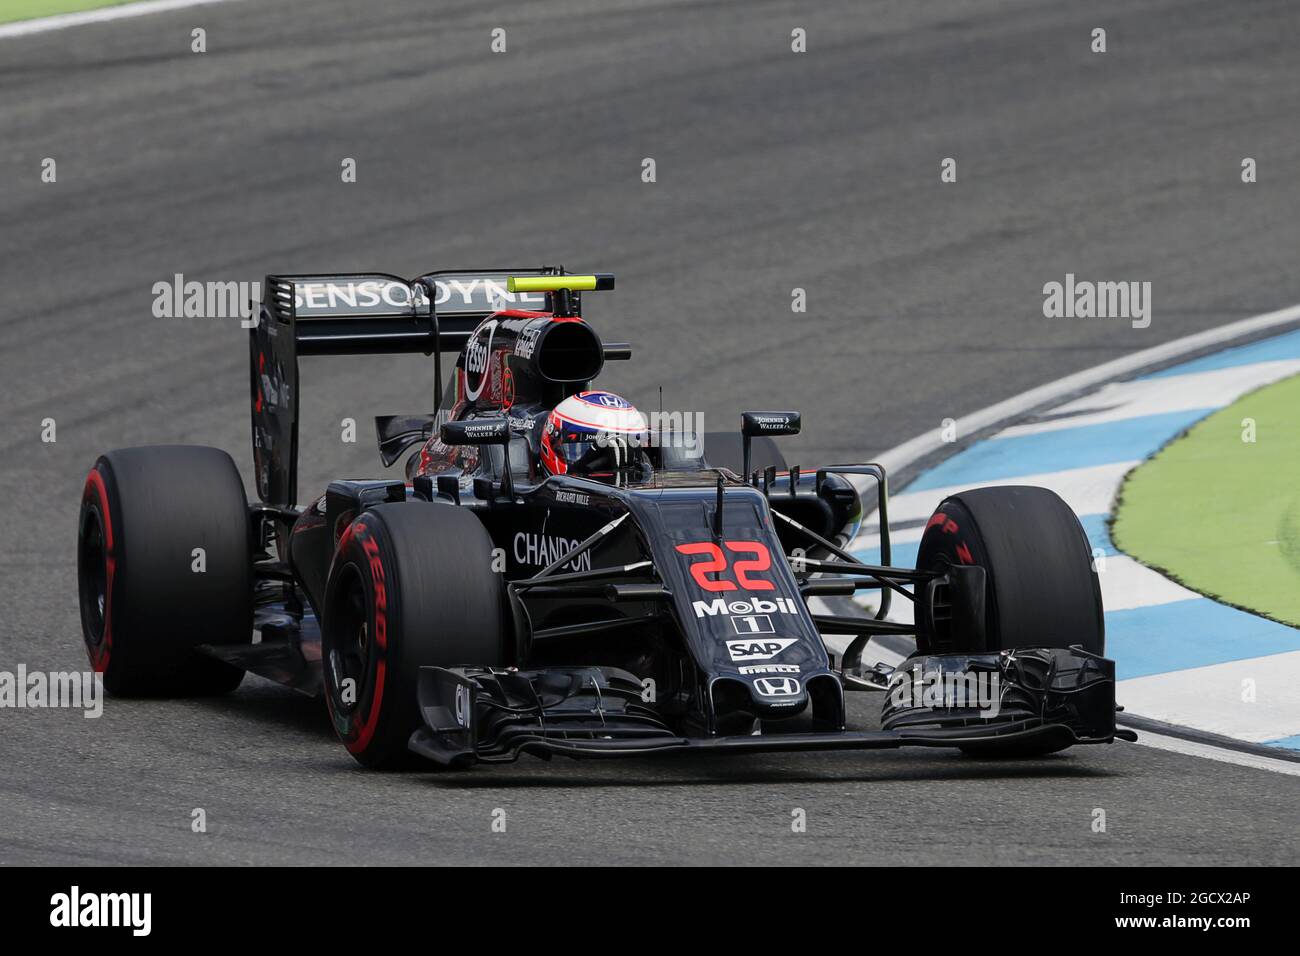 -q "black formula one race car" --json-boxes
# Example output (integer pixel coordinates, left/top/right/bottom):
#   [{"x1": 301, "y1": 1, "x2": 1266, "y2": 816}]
[{"x1": 77, "y1": 268, "x2": 1134, "y2": 769}]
